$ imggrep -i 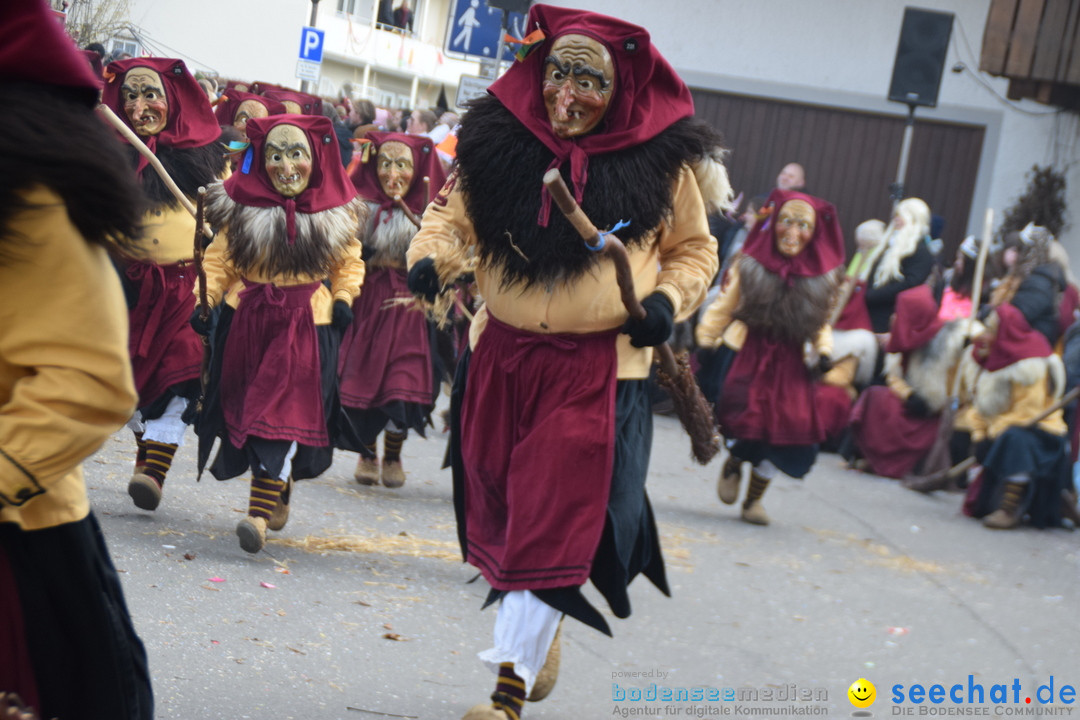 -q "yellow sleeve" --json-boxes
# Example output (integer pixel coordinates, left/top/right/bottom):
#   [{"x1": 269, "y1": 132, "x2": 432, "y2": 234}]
[
  {"x1": 696, "y1": 267, "x2": 740, "y2": 348},
  {"x1": 654, "y1": 166, "x2": 720, "y2": 320},
  {"x1": 0, "y1": 188, "x2": 137, "y2": 505},
  {"x1": 407, "y1": 172, "x2": 475, "y2": 283},
  {"x1": 199, "y1": 230, "x2": 240, "y2": 308},
  {"x1": 884, "y1": 354, "x2": 914, "y2": 400},
  {"x1": 330, "y1": 236, "x2": 366, "y2": 304}
]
